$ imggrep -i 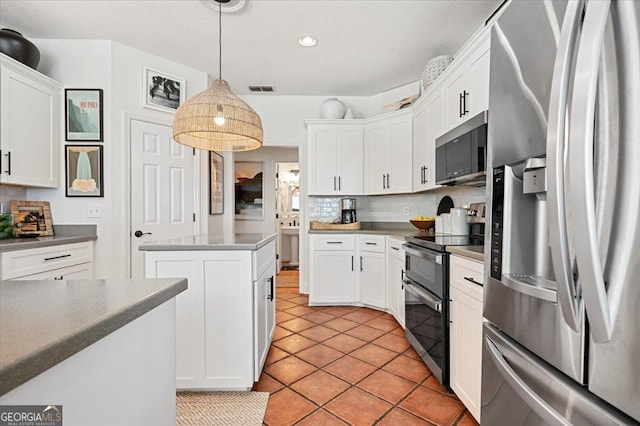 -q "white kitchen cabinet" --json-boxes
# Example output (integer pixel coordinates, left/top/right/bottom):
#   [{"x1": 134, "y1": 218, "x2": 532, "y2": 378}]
[
  {"x1": 442, "y1": 31, "x2": 491, "y2": 133},
  {"x1": 387, "y1": 237, "x2": 405, "y2": 328},
  {"x1": 306, "y1": 123, "x2": 363, "y2": 195},
  {"x1": 364, "y1": 110, "x2": 412, "y2": 195},
  {"x1": 358, "y1": 235, "x2": 386, "y2": 309},
  {"x1": 412, "y1": 85, "x2": 444, "y2": 192},
  {"x1": 449, "y1": 254, "x2": 484, "y2": 422},
  {"x1": 1, "y1": 241, "x2": 95, "y2": 280},
  {"x1": 309, "y1": 234, "x2": 357, "y2": 304},
  {"x1": 144, "y1": 240, "x2": 276, "y2": 389},
  {"x1": 0, "y1": 53, "x2": 62, "y2": 188}
]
